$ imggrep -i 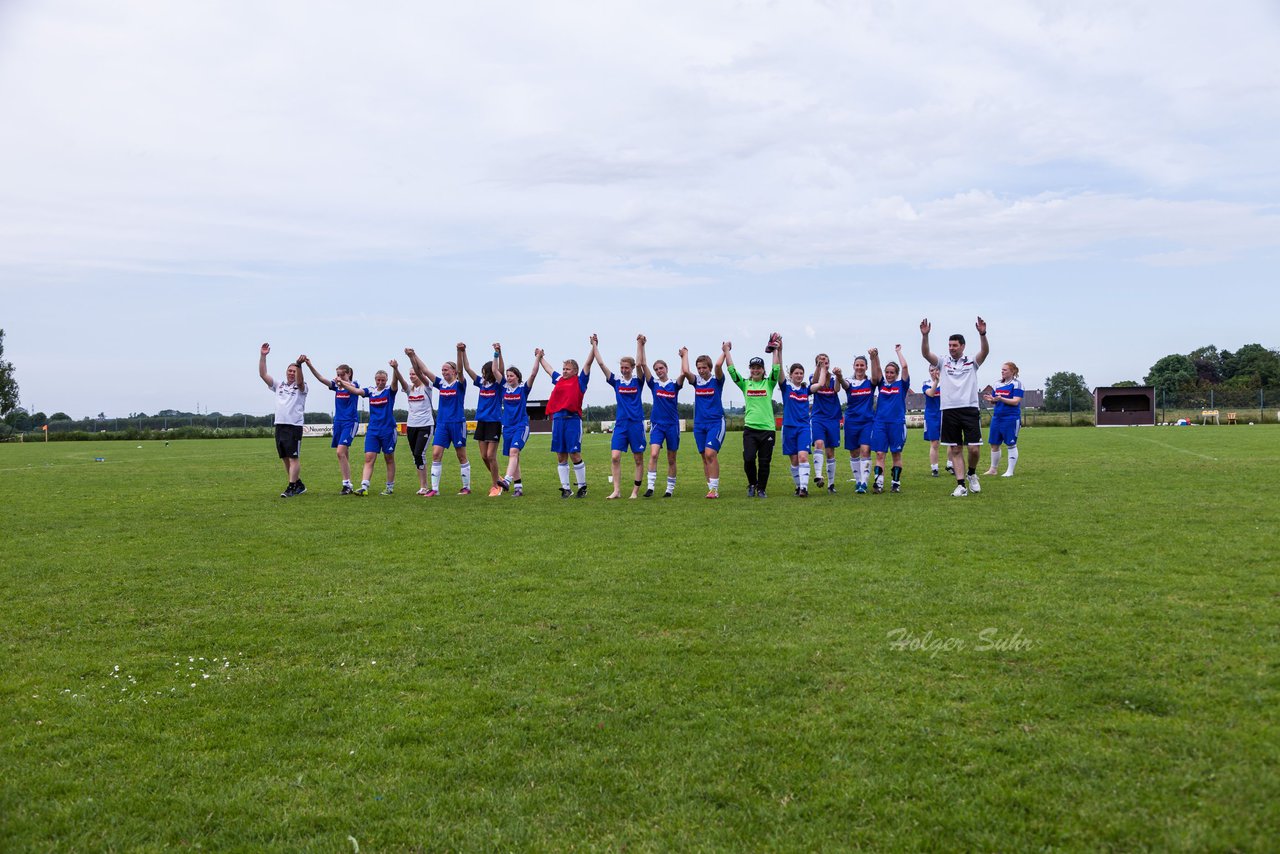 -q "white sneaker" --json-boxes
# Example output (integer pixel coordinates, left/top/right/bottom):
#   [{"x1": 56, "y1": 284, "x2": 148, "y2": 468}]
[
  {"x1": 952, "y1": 484, "x2": 968, "y2": 497},
  {"x1": 967, "y1": 474, "x2": 981, "y2": 493},
  {"x1": 1002, "y1": 471, "x2": 1014, "y2": 478}
]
